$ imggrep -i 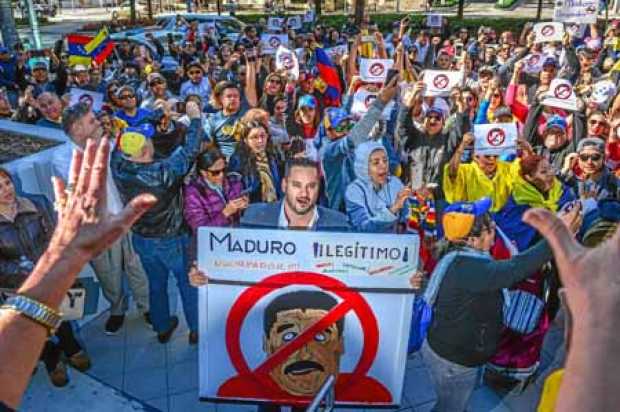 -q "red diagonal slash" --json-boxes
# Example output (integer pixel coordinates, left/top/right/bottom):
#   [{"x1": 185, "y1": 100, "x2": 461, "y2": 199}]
[{"x1": 253, "y1": 300, "x2": 353, "y2": 375}]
